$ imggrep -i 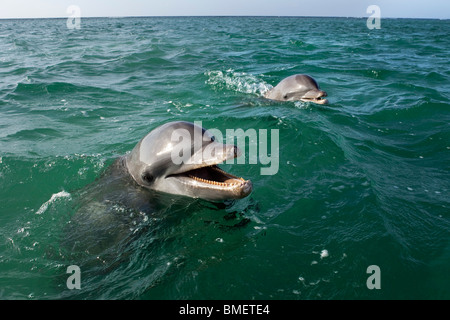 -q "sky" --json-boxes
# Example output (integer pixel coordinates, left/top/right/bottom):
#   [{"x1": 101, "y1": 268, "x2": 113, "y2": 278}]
[{"x1": 0, "y1": 0, "x2": 449, "y2": 19}]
